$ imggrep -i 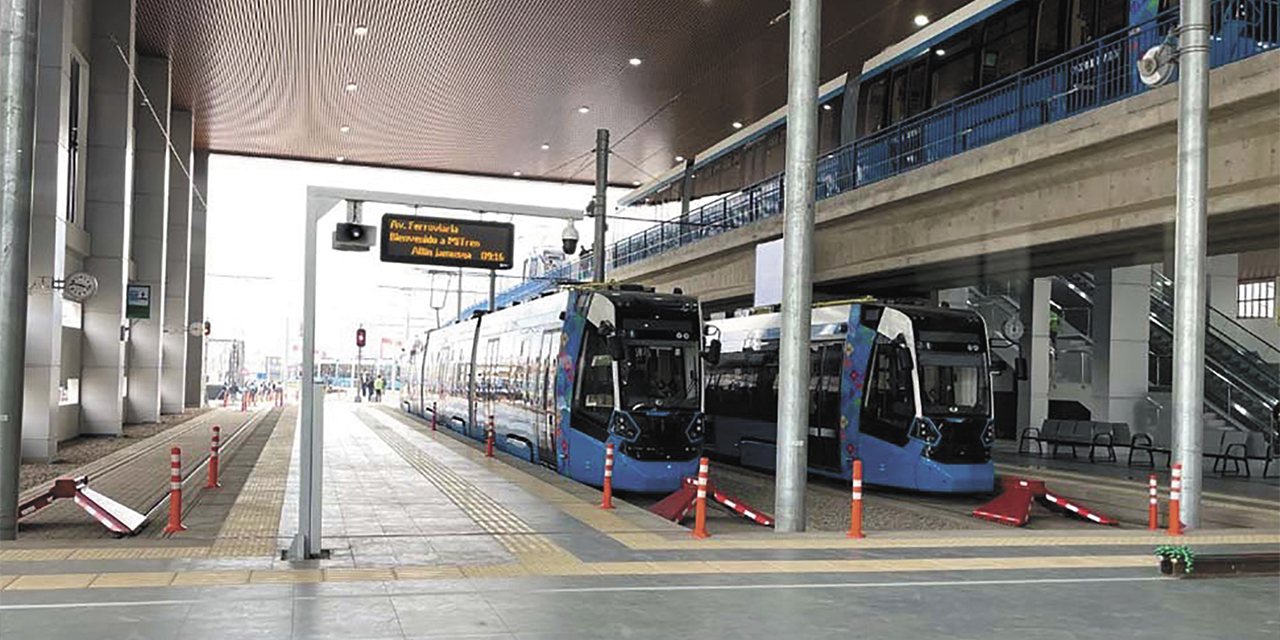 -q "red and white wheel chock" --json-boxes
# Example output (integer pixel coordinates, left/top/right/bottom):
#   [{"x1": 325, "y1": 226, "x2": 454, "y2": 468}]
[{"x1": 16, "y1": 476, "x2": 146, "y2": 536}]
